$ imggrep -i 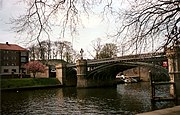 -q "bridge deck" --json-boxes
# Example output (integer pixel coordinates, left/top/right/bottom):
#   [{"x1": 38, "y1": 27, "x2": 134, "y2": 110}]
[{"x1": 67, "y1": 52, "x2": 166, "y2": 67}]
